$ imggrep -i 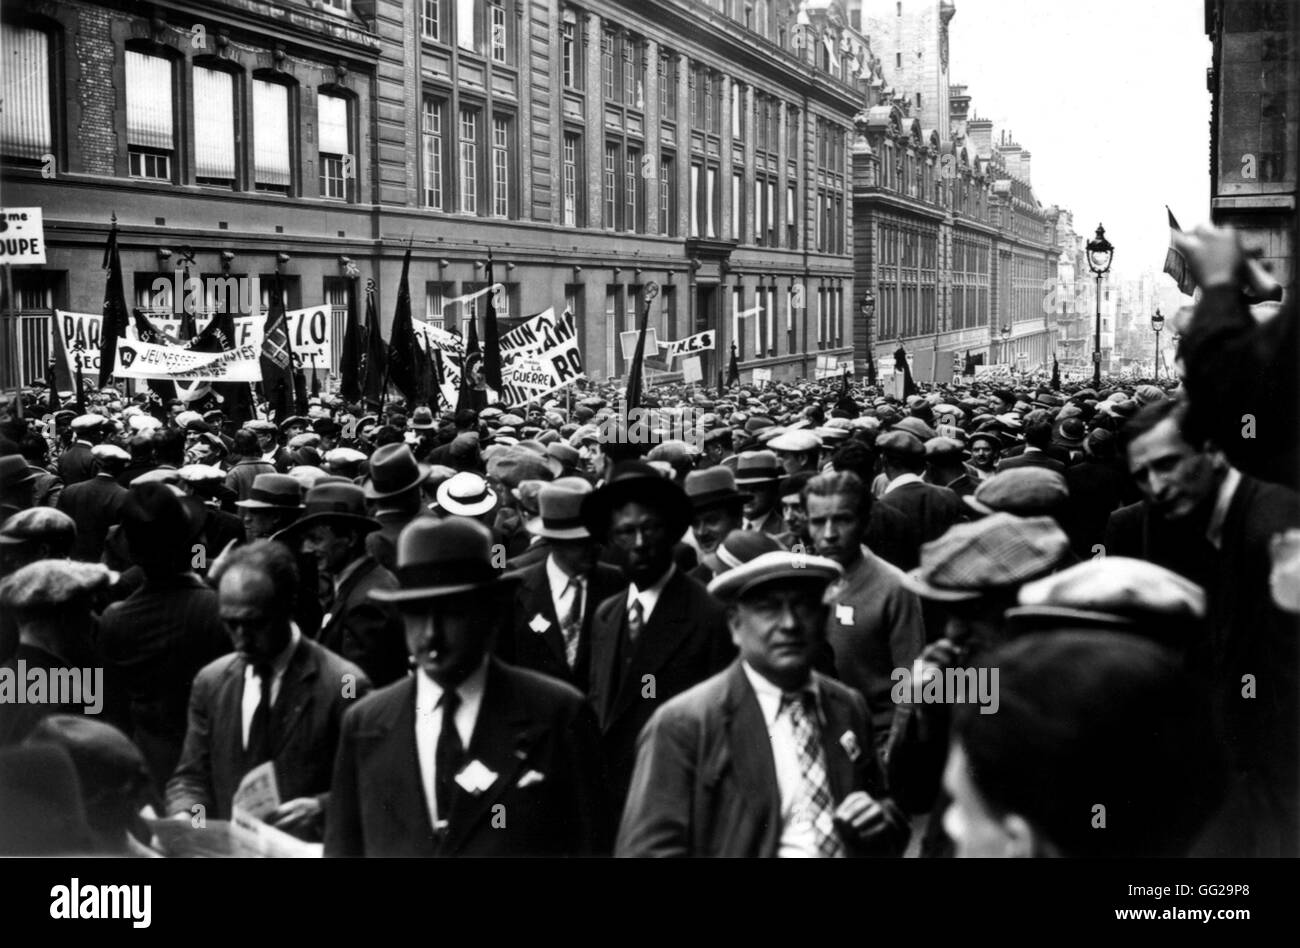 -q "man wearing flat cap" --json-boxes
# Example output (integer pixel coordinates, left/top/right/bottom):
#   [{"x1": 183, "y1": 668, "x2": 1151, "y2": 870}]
[
  {"x1": 616, "y1": 540, "x2": 910, "y2": 857},
  {"x1": 582, "y1": 461, "x2": 734, "y2": 810},
  {"x1": 325, "y1": 517, "x2": 609, "y2": 857},
  {"x1": 58, "y1": 415, "x2": 106, "y2": 486},
  {"x1": 57, "y1": 444, "x2": 130, "y2": 564},
  {"x1": 277, "y1": 483, "x2": 406, "y2": 688},
  {"x1": 874, "y1": 430, "x2": 965, "y2": 572},
  {"x1": 499, "y1": 481, "x2": 626, "y2": 690}
]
